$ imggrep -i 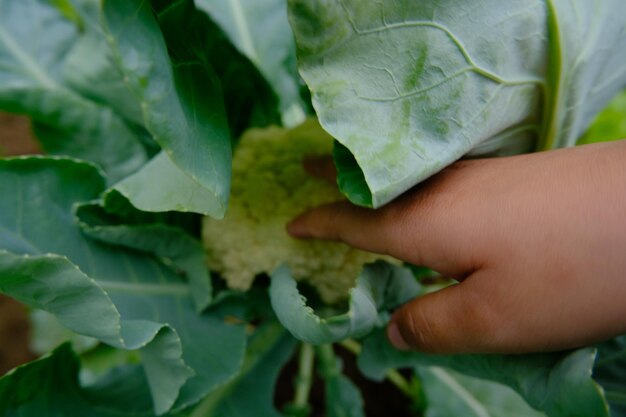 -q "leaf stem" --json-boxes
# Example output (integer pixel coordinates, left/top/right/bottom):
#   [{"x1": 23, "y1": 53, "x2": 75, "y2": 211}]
[
  {"x1": 338, "y1": 339, "x2": 414, "y2": 398},
  {"x1": 605, "y1": 390, "x2": 626, "y2": 404},
  {"x1": 595, "y1": 347, "x2": 626, "y2": 366},
  {"x1": 316, "y1": 344, "x2": 340, "y2": 378},
  {"x1": 386, "y1": 369, "x2": 415, "y2": 398},
  {"x1": 293, "y1": 343, "x2": 315, "y2": 409},
  {"x1": 338, "y1": 338, "x2": 361, "y2": 355}
]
